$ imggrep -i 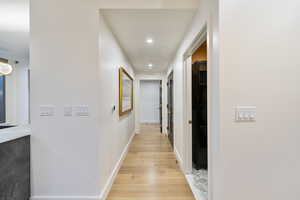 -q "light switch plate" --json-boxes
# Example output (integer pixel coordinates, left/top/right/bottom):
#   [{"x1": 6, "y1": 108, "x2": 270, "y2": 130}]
[
  {"x1": 74, "y1": 105, "x2": 89, "y2": 117},
  {"x1": 235, "y1": 106, "x2": 256, "y2": 122},
  {"x1": 64, "y1": 106, "x2": 73, "y2": 117},
  {"x1": 40, "y1": 105, "x2": 55, "y2": 117}
]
